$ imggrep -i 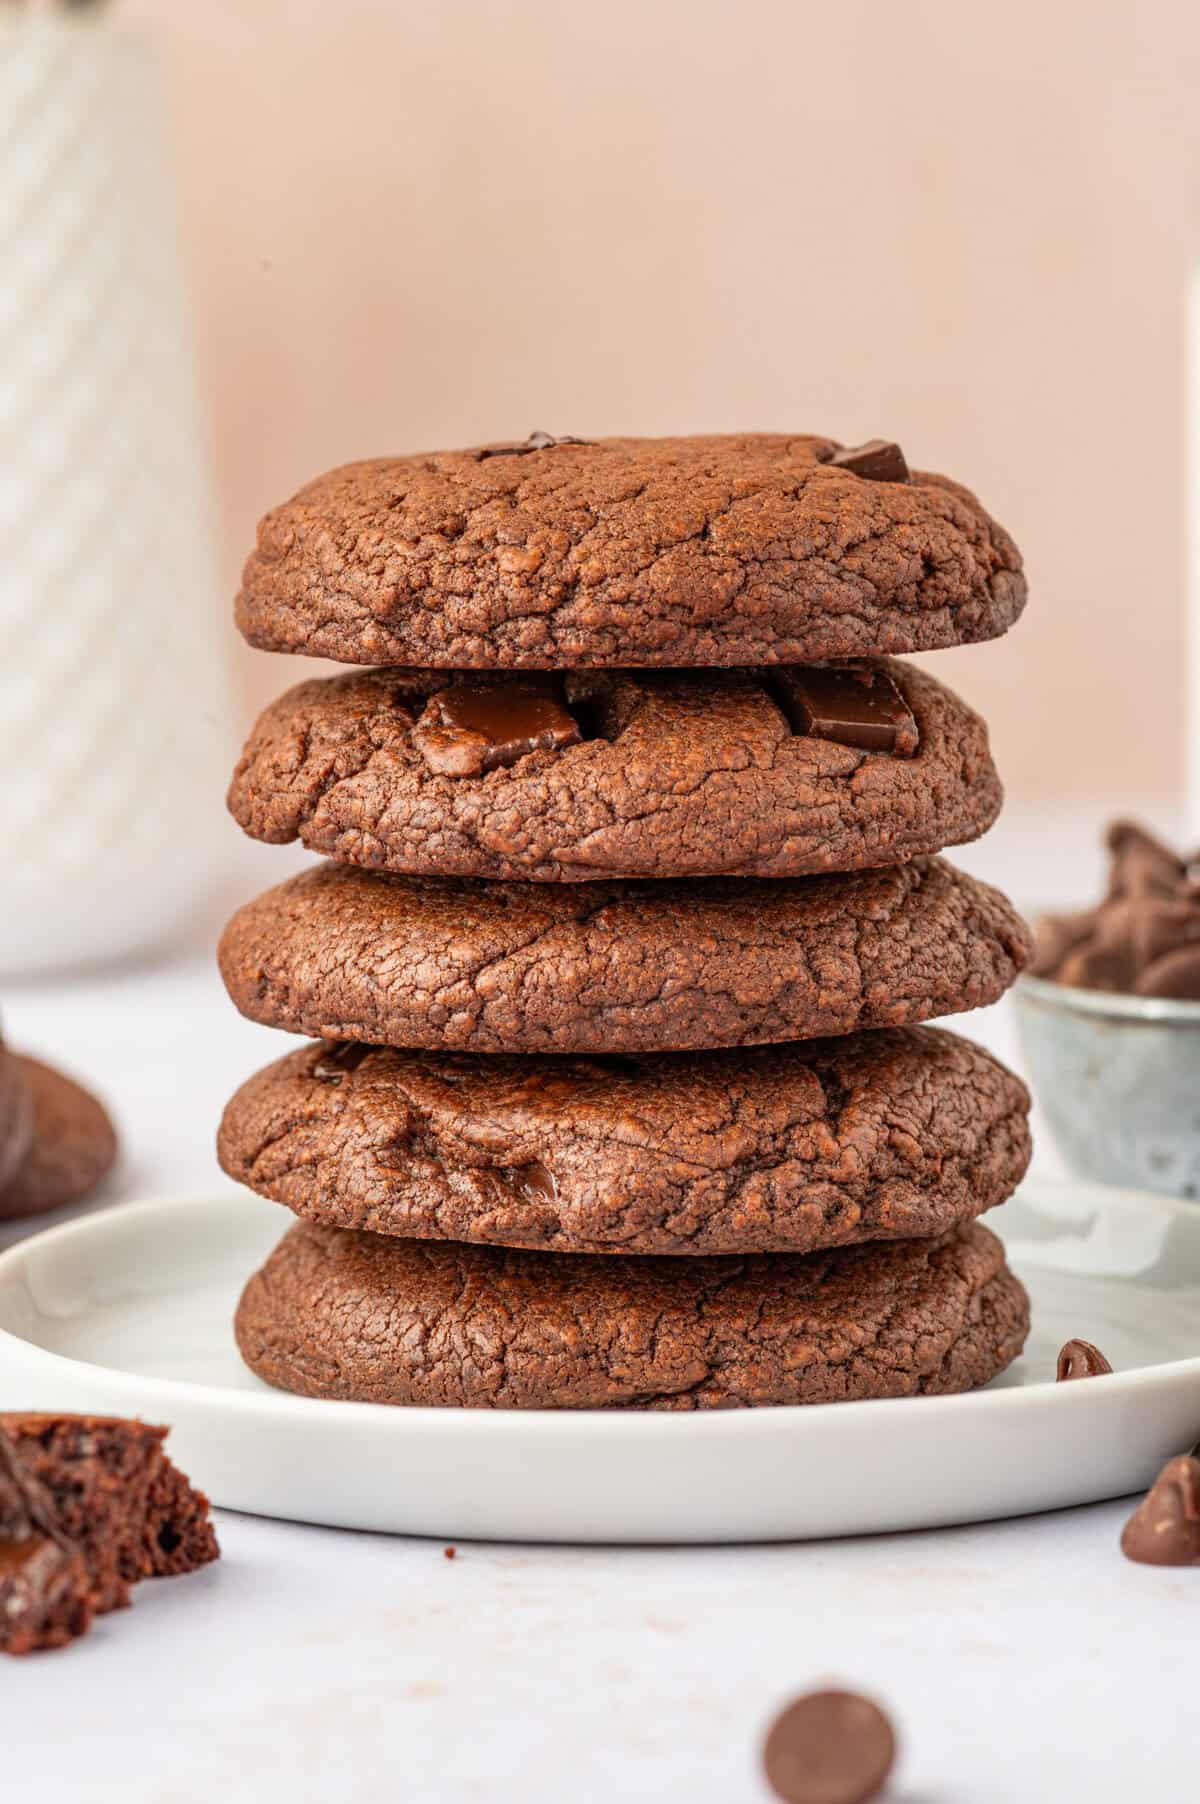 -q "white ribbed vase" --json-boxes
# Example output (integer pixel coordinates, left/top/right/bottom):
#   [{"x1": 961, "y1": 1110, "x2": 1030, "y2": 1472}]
[{"x1": 0, "y1": 17, "x2": 235, "y2": 975}]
